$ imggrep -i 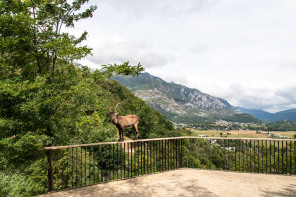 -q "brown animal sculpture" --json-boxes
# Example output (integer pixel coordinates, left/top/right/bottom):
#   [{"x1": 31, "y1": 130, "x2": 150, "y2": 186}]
[{"x1": 106, "y1": 103, "x2": 140, "y2": 141}]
